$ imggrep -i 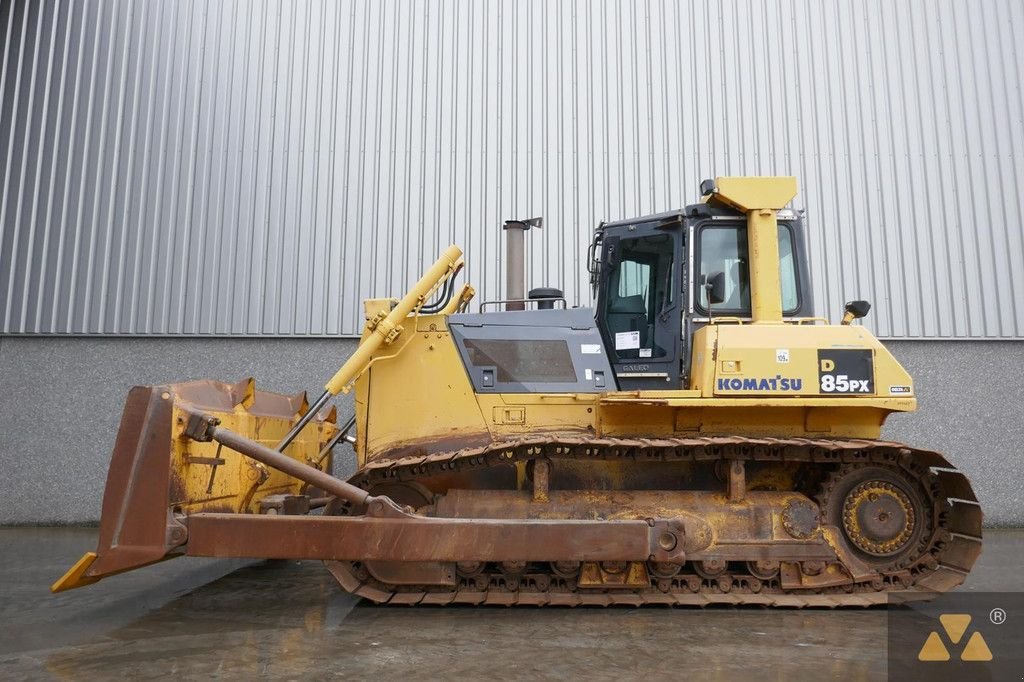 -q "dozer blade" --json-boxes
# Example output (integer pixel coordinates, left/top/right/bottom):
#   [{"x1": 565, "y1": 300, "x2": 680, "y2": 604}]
[{"x1": 52, "y1": 379, "x2": 337, "y2": 592}]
